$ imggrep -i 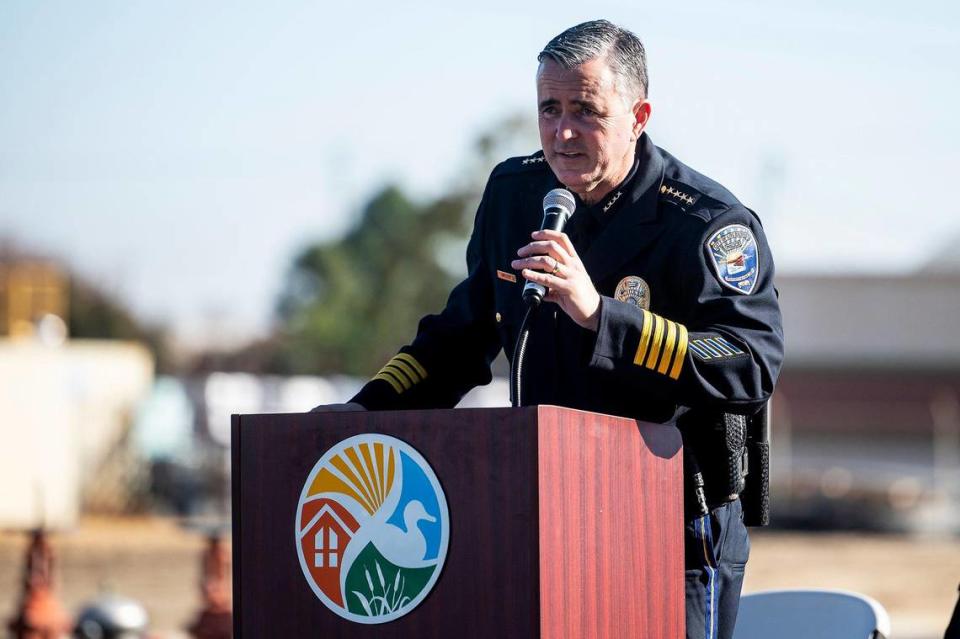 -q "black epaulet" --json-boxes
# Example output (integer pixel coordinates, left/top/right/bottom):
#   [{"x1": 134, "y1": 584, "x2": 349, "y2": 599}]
[
  {"x1": 492, "y1": 151, "x2": 550, "y2": 178},
  {"x1": 658, "y1": 178, "x2": 703, "y2": 212}
]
